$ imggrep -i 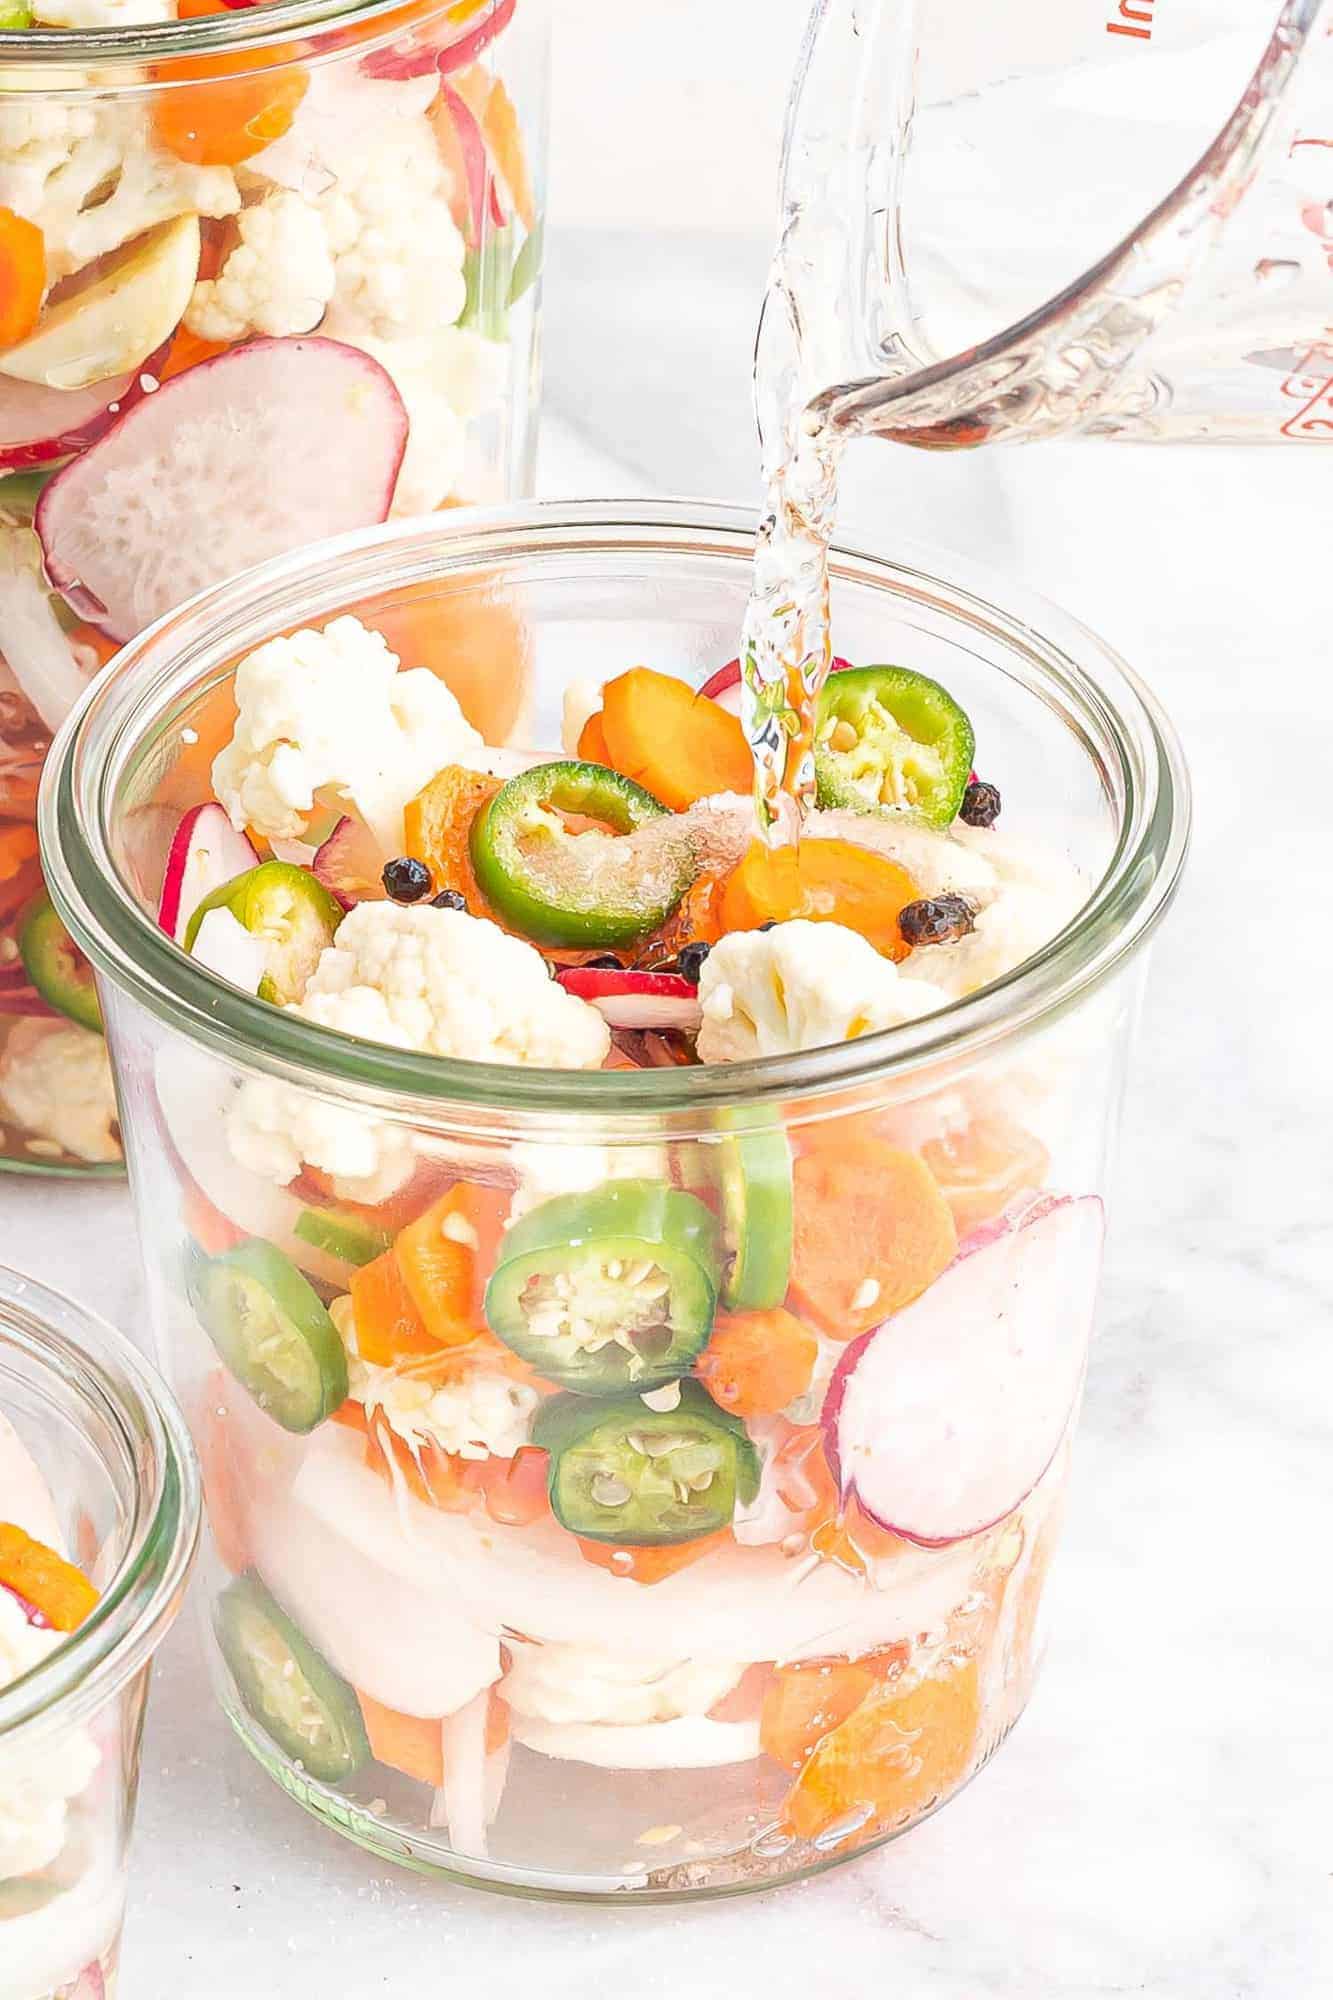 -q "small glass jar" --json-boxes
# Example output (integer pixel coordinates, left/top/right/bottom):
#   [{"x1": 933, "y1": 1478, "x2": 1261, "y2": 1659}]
[
  {"x1": 41, "y1": 502, "x2": 1188, "y2": 1899},
  {"x1": 0, "y1": 0, "x2": 549, "y2": 1175},
  {"x1": 0, "y1": 1265, "x2": 199, "y2": 1998}
]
